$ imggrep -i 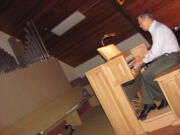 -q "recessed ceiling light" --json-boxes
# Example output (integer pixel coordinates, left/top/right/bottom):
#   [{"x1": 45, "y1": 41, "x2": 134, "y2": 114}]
[{"x1": 51, "y1": 11, "x2": 86, "y2": 36}]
